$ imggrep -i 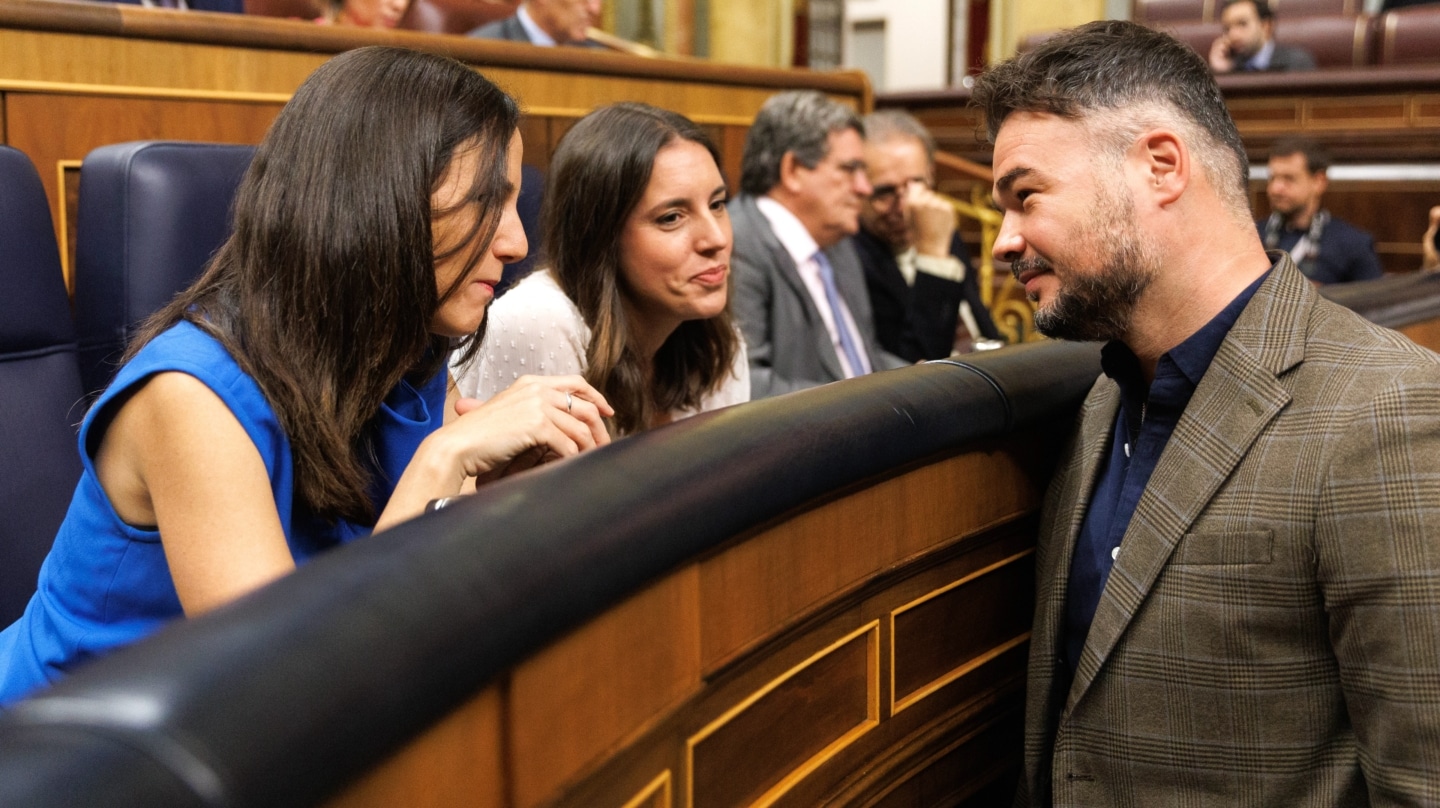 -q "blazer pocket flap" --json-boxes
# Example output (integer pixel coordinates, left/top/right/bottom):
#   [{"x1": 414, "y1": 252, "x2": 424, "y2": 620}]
[{"x1": 1173, "y1": 530, "x2": 1274, "y2": 565}]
